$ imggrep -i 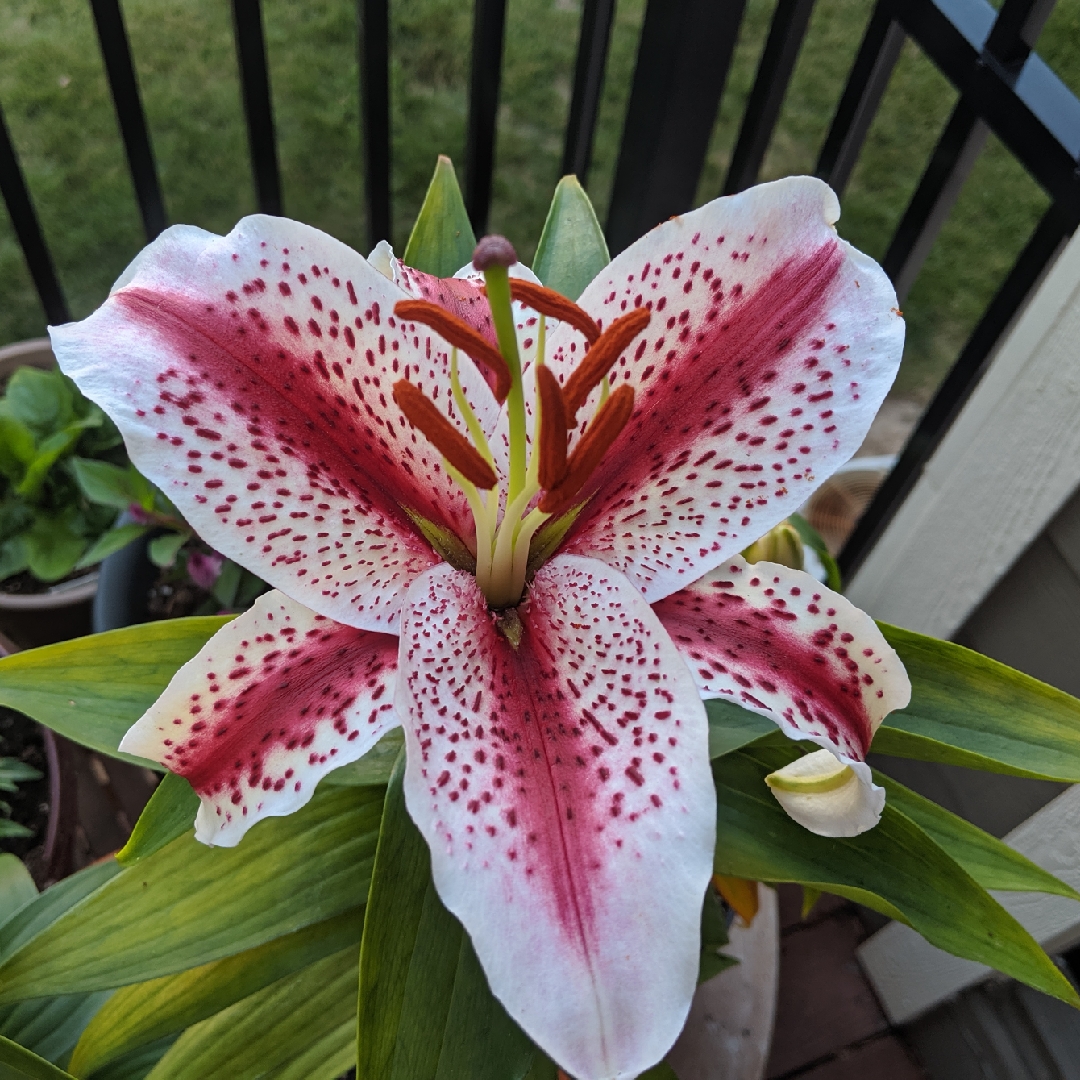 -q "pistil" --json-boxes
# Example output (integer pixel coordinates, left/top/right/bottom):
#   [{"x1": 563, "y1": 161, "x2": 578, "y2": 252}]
[{"x1": 392, "y1": 237, "x2": 649, "y2": 611}]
